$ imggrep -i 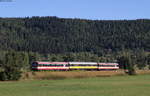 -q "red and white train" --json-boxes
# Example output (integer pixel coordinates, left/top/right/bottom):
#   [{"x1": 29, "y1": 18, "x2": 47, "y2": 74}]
[{"x1": 32, "y1": 61, "x2": 119, "y2": 71}]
